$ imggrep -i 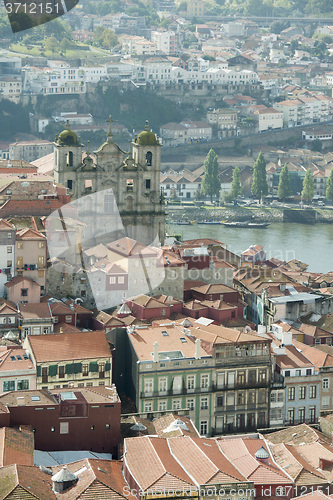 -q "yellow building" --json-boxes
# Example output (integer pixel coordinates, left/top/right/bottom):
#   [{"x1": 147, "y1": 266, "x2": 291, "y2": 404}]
[{"x1": 187, "y1": 0, "x2": 205, "y2": 17}]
